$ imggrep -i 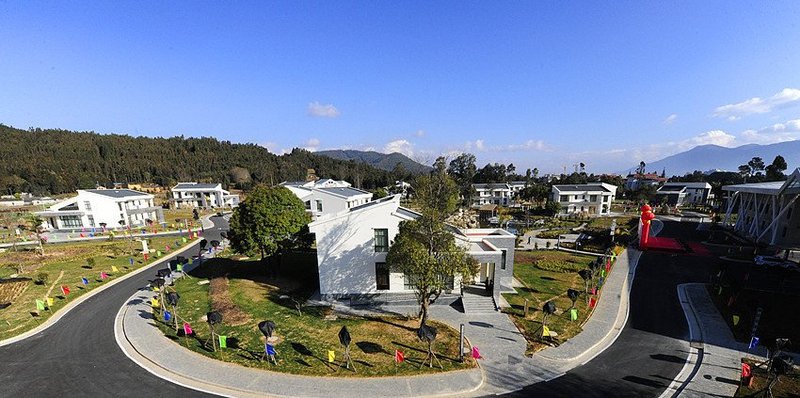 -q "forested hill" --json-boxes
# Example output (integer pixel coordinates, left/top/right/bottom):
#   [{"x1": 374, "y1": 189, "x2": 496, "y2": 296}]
[{"x1": 0, "y1": 124, "x2": 410, "y2": 195}]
